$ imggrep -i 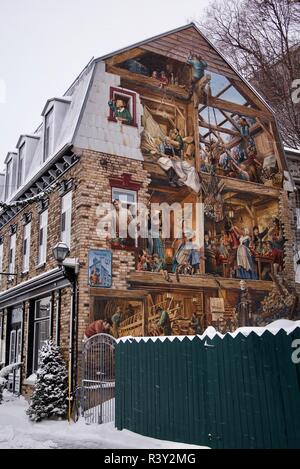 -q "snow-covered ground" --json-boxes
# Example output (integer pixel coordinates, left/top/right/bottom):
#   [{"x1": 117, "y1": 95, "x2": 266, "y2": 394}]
[{"x1": 0, "y1": 392, "x2": 207, "y2": 449}]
